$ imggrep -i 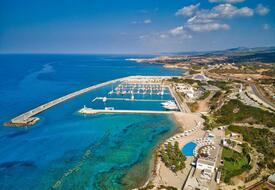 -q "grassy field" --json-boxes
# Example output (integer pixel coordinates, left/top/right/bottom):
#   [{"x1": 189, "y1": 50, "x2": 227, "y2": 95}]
[
  {"x1": 221, "y1": 147, "x2": 250, "y2": 183},
  {"x1": 215, "y1": 99, "x2": 275, "y2": 128},
  {"x1": 228, "y1": 125, "x2": 275, "y2": 170}
]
